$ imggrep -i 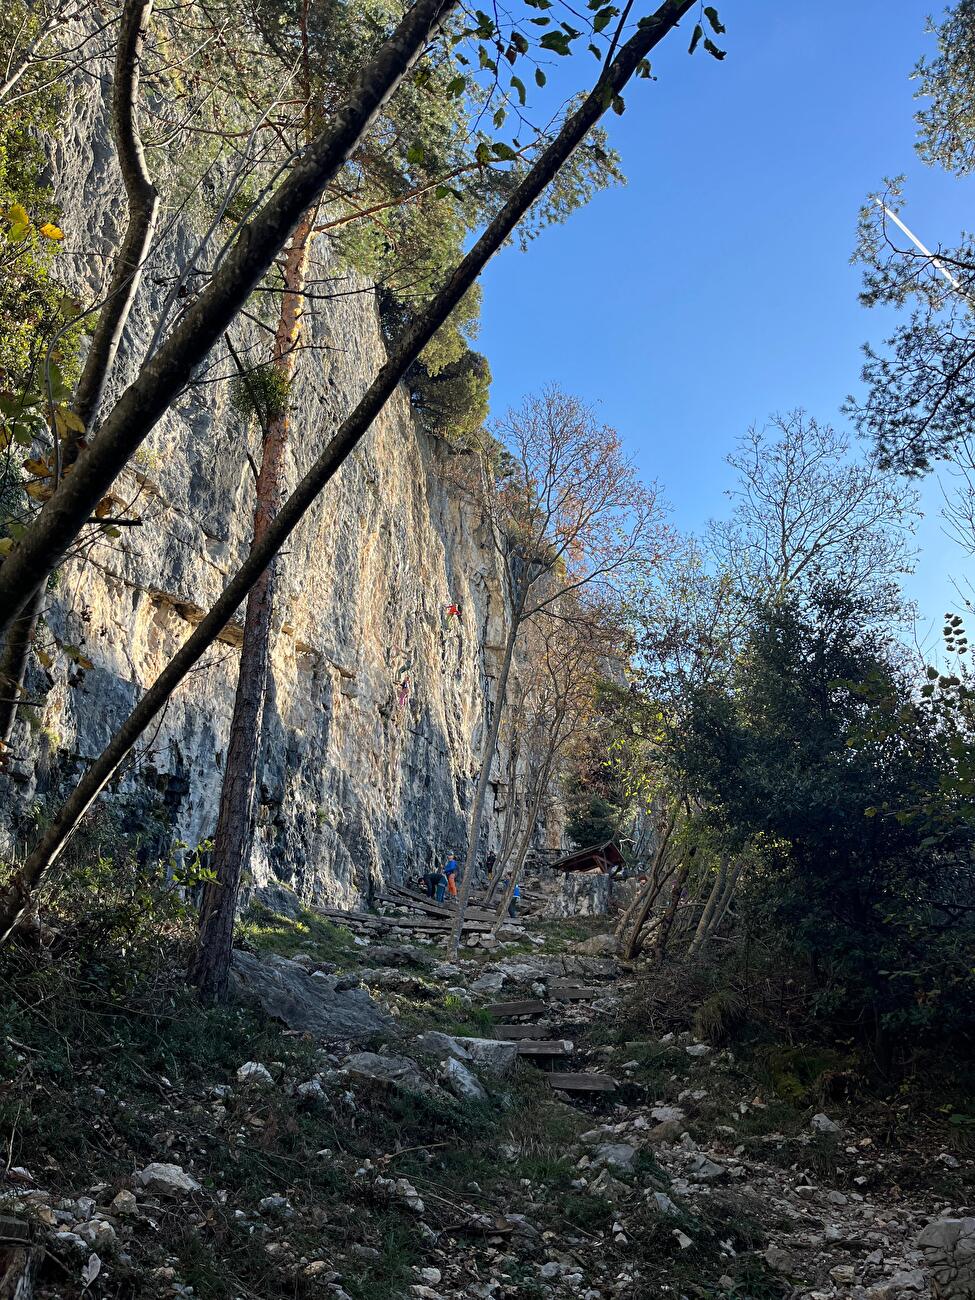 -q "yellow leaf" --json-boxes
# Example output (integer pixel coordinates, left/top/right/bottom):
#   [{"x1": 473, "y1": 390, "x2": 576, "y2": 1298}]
[
  {"x1": 22, "y1": 457, "x2": 51, "y2": 477},
  {"x1": 36, "y1": 648, "x2": 53, "y2": 668},
  {"x1": 0, "y1": 538, "x2": 13, "y2": 555},
  {"x1": 25, "y1": 481, "x2": 53, "y2": 501},
  {"x1": 7, "y1": 203, "x2": 29, "y2": 226},
  {"x1": 39, "y1": 222, "x2": 63, "y2": 241},
  {"x1": 94, "y1": 497, "x2": 113, "y2": 518},
  {"x1": 61, "y1": 407, "x2": 85, "y2": 433}
]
